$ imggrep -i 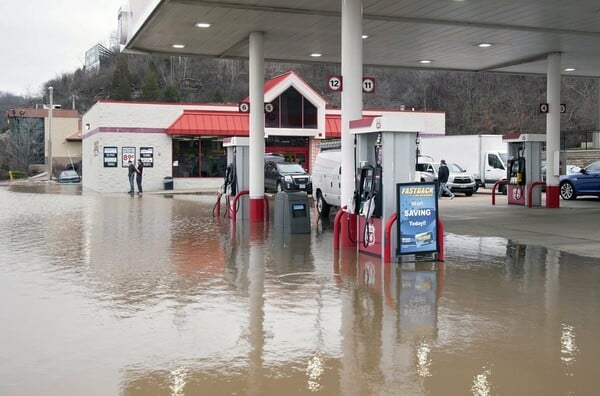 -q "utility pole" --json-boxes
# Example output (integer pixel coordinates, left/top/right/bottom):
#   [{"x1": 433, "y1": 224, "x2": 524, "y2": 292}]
[{"x1": 48, "y1": 86, "x2": 53, "y2": 181}]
